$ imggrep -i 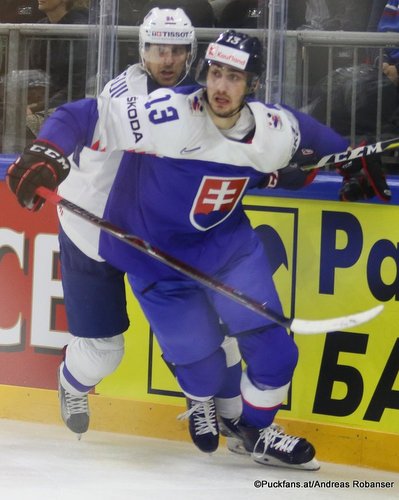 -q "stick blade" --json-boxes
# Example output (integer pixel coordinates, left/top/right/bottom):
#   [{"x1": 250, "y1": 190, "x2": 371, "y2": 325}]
[{"x1": 290, "y1": 304, "x2": 384, "y2": 335}]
